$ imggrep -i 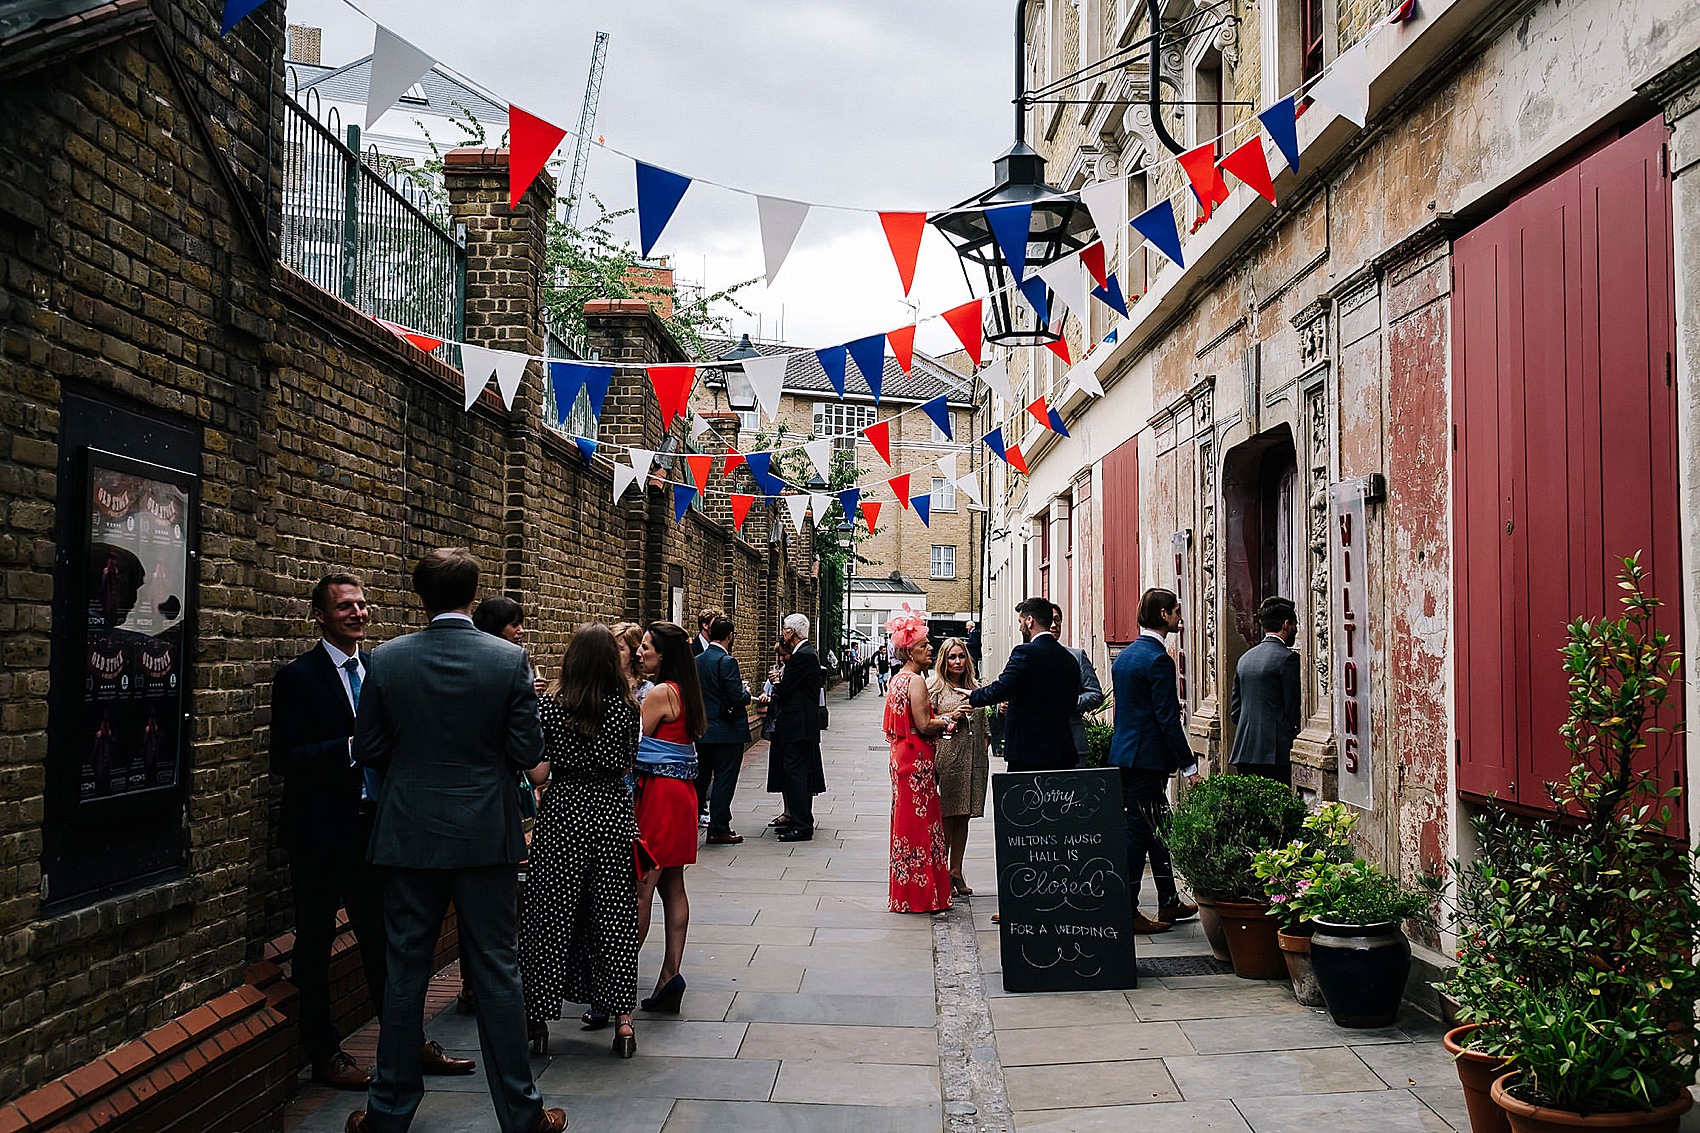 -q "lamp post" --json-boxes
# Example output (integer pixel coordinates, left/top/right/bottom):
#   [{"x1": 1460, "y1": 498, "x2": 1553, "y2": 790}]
[{"x1": 718, "y1": 333, "x2": 761, "y2": 415}]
